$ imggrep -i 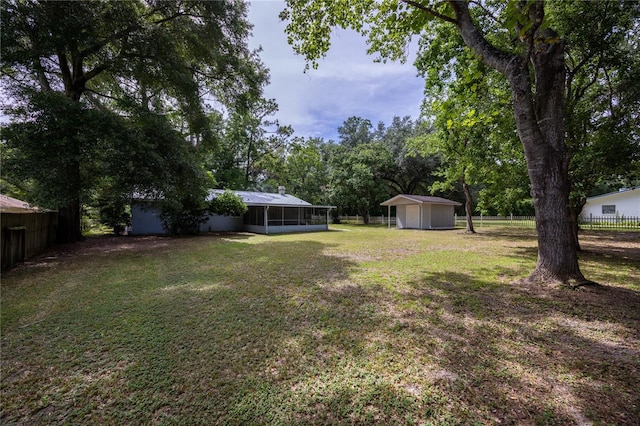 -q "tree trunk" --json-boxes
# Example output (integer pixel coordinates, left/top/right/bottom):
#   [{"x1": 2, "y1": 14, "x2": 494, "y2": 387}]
[
  {"x1": 569, "y1": 202, "x2": 584, "y2": 252},
  {"x1": 462, "y1": 181, "x2": 475, "y2": 233},
  {"x1": 508, "y1": 35, "x2": 589, "y2": 286},
  {"x1": 57, "y1": 200, "x2": 84, "y2": 243},
  {"x1": 450, "y1": 1, "x2": 591, "y2": 286}
]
